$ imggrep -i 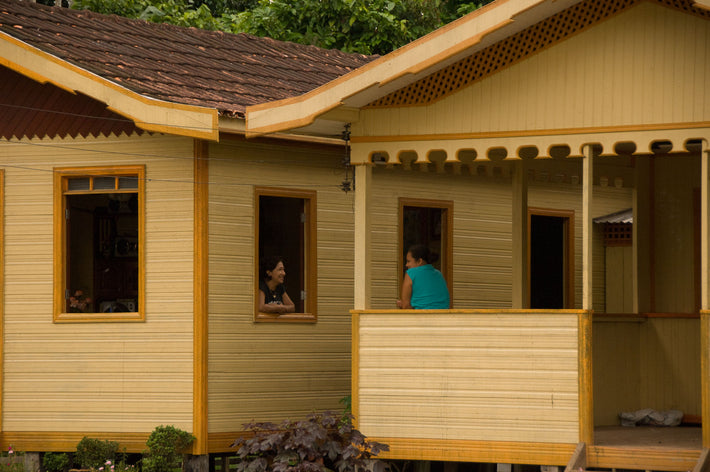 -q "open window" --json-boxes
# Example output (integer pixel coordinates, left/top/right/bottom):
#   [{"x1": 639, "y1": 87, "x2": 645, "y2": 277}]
[
  {"x1": 255, "y1": 187, "x2": 317, "y2": 322},
  {"x1": 398, "y1": 198, "x2": 453, "y2": 305},
  {"x1": 54, "y1": 166, "x2": 144, "y2": 322}
]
